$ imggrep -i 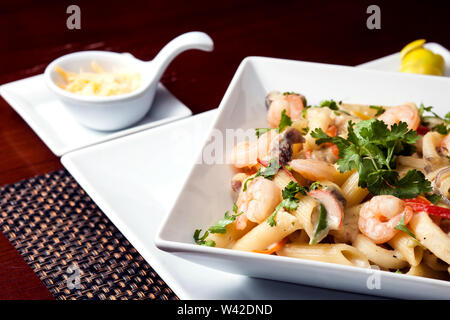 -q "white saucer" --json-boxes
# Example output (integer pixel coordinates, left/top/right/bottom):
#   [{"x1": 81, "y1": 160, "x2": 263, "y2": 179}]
[{"x1": 0, "y1": 75, "x2": 192, "y2": 156}]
